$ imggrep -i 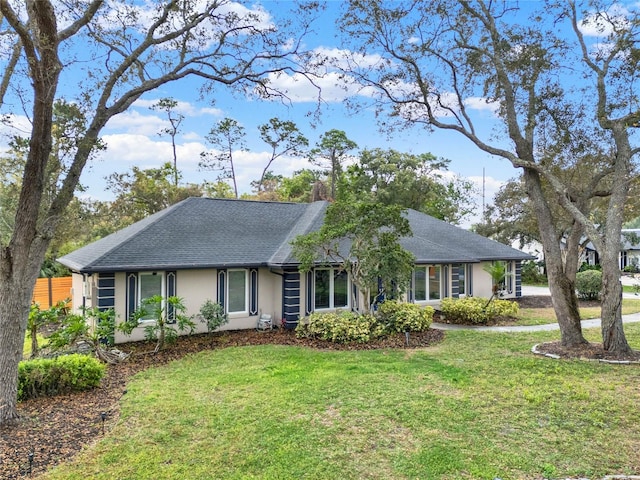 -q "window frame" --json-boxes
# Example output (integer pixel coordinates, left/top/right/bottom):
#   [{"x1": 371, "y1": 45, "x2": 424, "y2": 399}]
[
  {"x1": 458, "y1": 264, "x2": 466, "y2": 297},
  {"x1": 313, "y1": 267, "x2": 350, "y2": 311},
  {"x1": 413, "y1": 265, "x2": 442, "y2": 303},
  {"x1": 138, "y1": 271, "x2": 164, "y2": 321},
  {"x1": 226, "y1": 268, "x2": 249, "y2": 316}
]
